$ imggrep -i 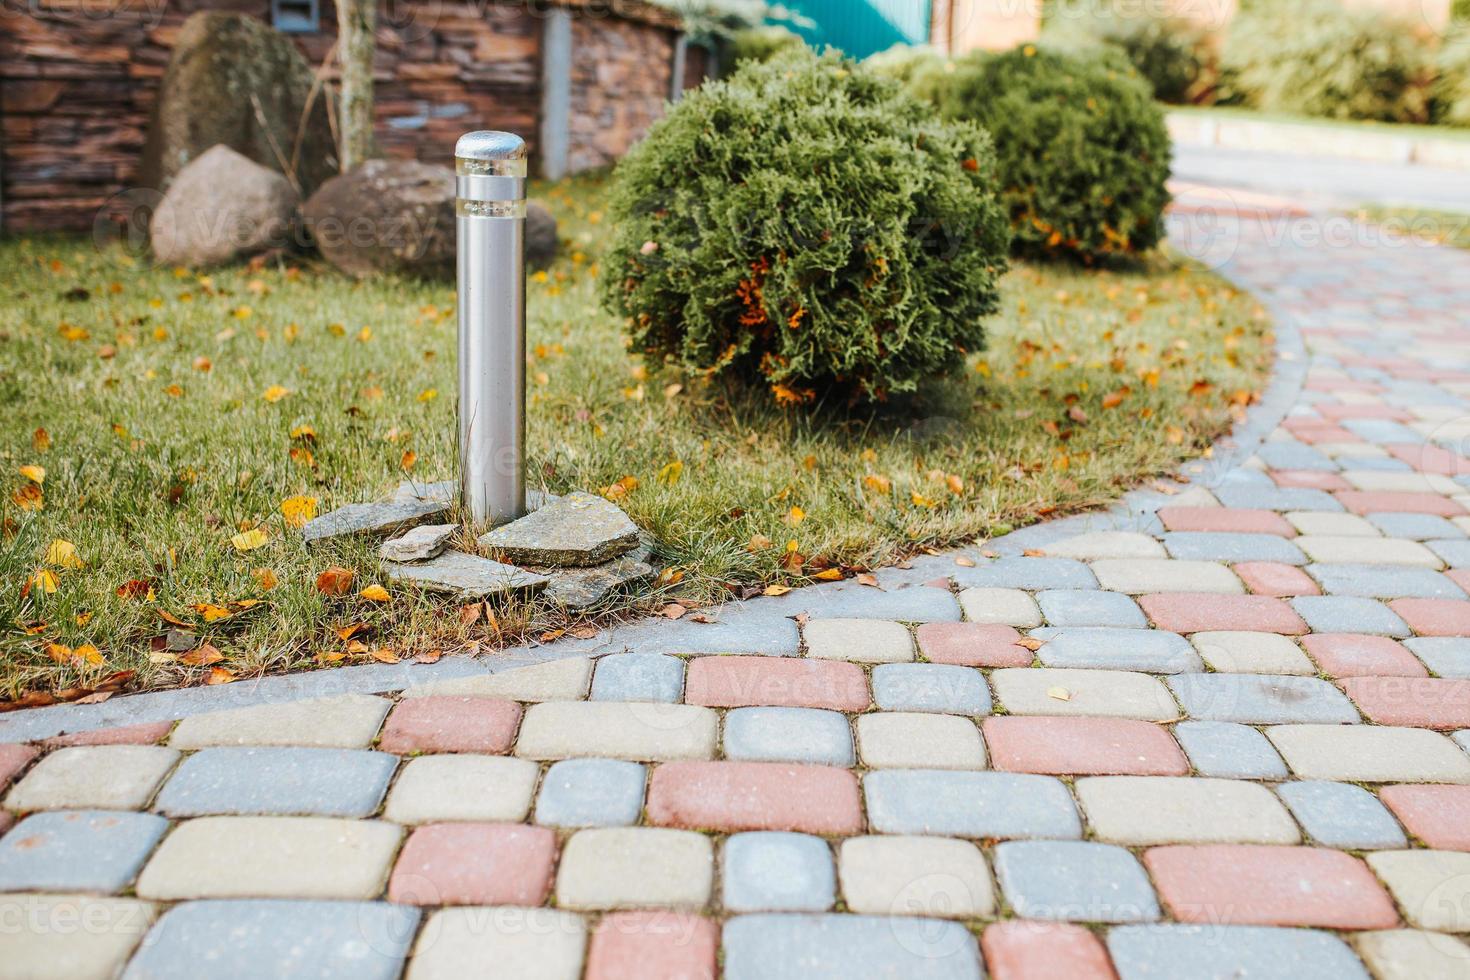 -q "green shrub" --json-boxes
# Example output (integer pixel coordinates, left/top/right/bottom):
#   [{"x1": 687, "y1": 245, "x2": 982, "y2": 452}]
[
  {"x1": 863, "y1": 43, "x2": 954, "y2": 107},
  {"x1": 1435, "y1": 27, "x2": 1470, "y2": 126},
  {"x1": 601, "y1": 50, "x2": 1011, "y2": 406},
  {"x1": 1220, "y1": 0, "x2": 1433, "y2": 123},
  {"x1": 1043, "y1": 3, "x2": 1209, "y2": 104},
  {"x1": 933, "y1": 44, "x2": 1170, "y2": 263},
  {"x1": 730, "y1": 26, "x2": 804, "y2": 65}
]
